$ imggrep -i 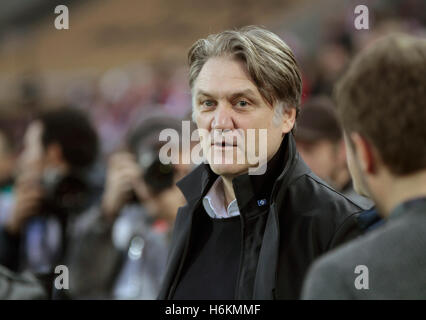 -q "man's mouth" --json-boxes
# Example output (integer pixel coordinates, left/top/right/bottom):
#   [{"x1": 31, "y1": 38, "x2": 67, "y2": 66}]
[
  {"x1": 209, "y1": 131, "x2": 241, "y2": 148},
  {"x1": 211, "y1": 140, "x2": 237, "y2": 147}
]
